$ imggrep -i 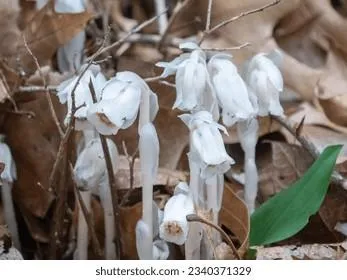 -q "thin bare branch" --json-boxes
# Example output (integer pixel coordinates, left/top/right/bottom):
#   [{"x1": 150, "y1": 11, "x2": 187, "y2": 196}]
[
  {"x1": 199, "y1": 0, "x2": 280, "y2": 44},
  {"x1": 96, "y1": 10, "x2": 168, "y2": 57},
  {"x1": 23, "y1": 36, "x2": 64, "y2": 137}
]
